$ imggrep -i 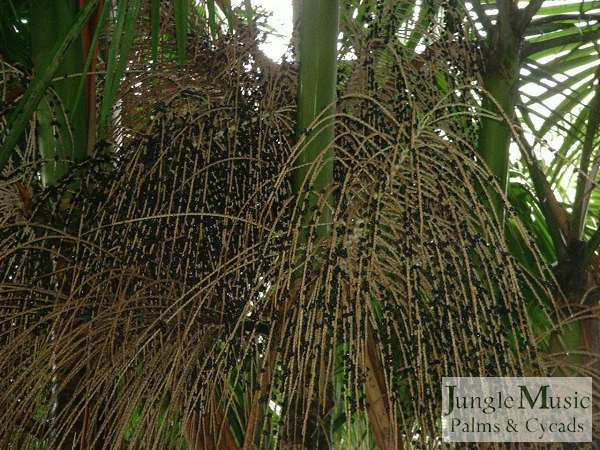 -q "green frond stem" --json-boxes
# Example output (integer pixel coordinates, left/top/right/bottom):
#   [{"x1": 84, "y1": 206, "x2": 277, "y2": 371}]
[
  {"x1": 244, "y1": 0, "x2": 254, "y2": 34},
  {"x1": 207, "y1": 0, "x2": 217, "y2": 39},
  {"x1": 529, "y1": 13, "x2": 600, "y2": 29},
  {"x1": 173, "y1": 0, "x2": 189, "y2": 68},
  {"x1": 523, "y1": 28, "x2": 600, "y2": 59},
  {"x1": 294, "y1": 0, "x2": 339, "y2": 248},
  {"x1": 216, "y1": 0, "x2": 234, "y2": 33},
  {"x1": 0, "y1": 0, "x2": 102, "y2": 178},
  {"x1": 30, "y1": 0, "x2": 90, "y2": 187},
  {"x1": 98, "y1": 0, "x2": 142, "y2": 138}
]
